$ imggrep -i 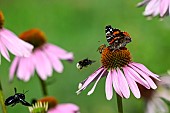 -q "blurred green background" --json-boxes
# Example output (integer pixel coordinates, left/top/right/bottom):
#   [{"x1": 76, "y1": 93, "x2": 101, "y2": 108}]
[{"x1": 0, "y1": 0, "x2": 170, "y2": 113}]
